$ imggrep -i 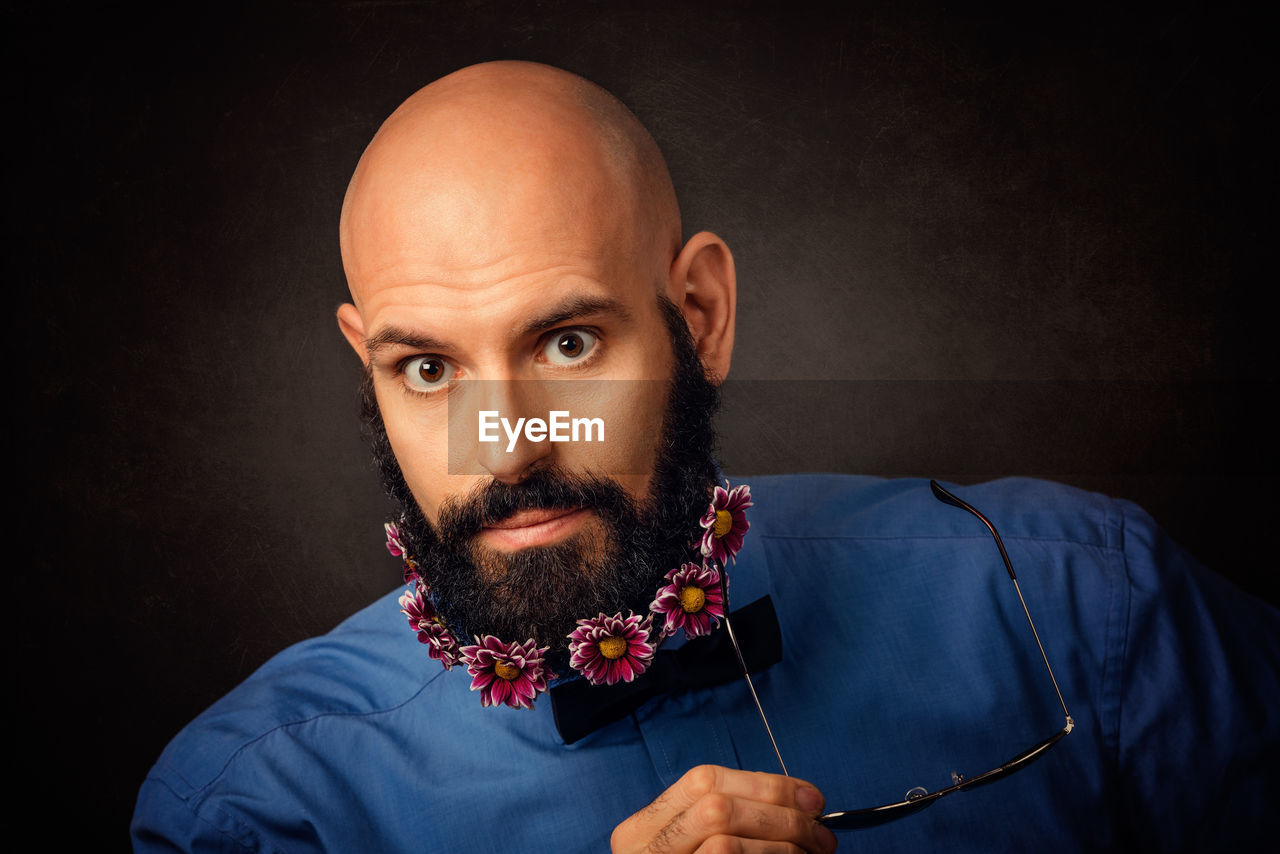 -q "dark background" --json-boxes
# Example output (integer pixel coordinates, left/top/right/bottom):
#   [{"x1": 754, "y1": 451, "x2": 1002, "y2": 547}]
[{"x1": 9, "y1": 0, "x2": 1274, "y2": 846}]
